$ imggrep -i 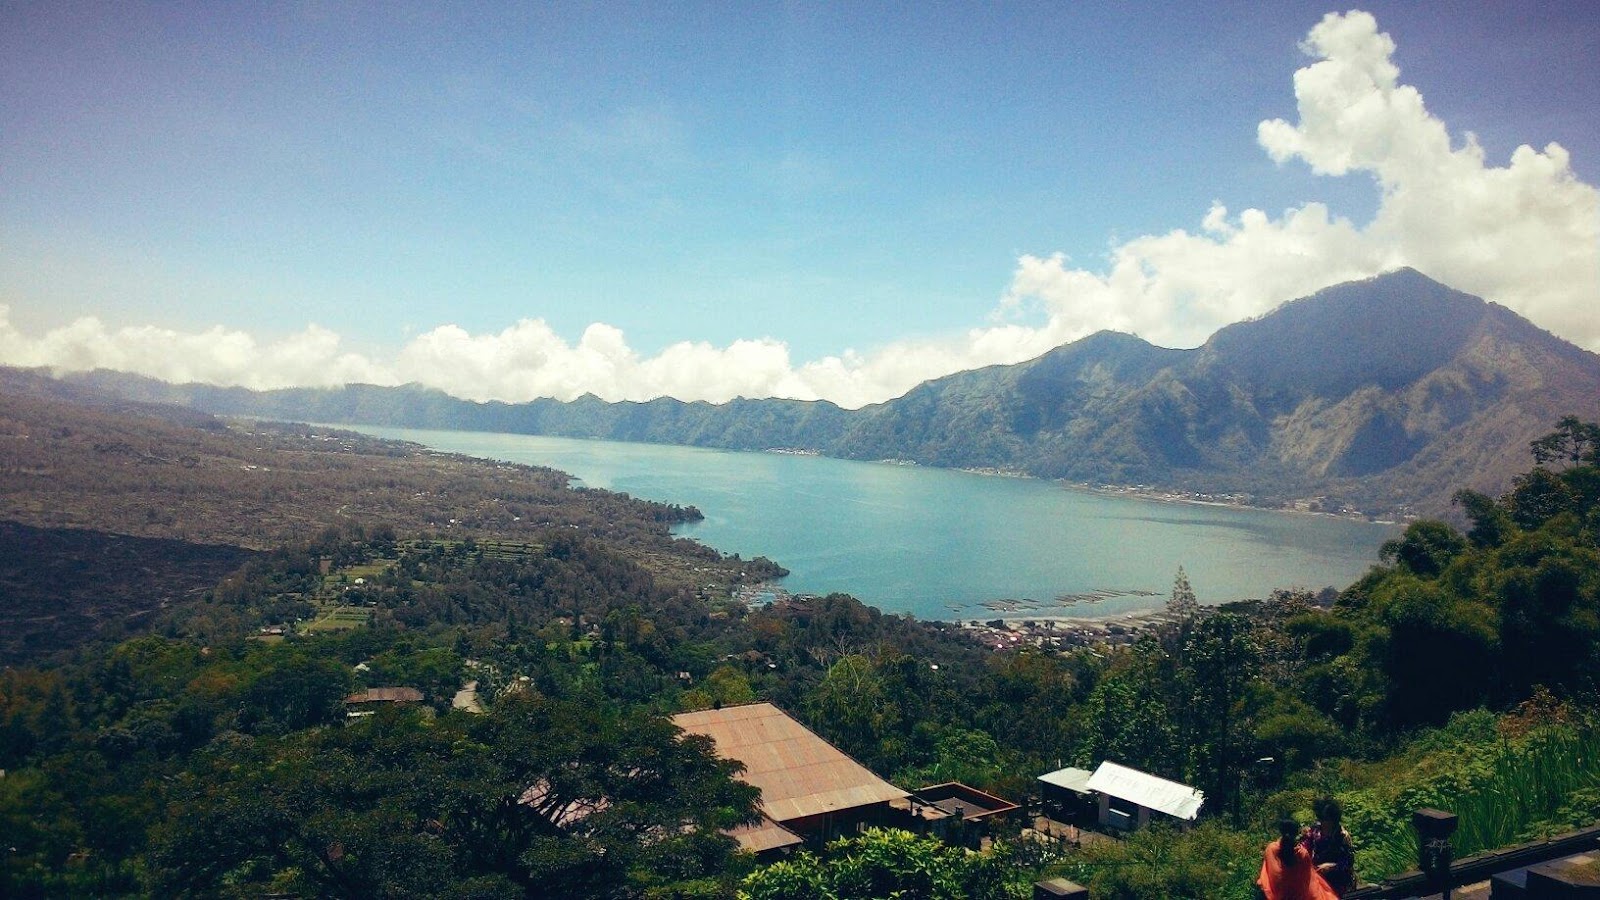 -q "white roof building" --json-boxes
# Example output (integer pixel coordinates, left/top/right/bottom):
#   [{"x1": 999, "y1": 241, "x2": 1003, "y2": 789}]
[
  {"x1": 1037, "y1": 765, "x2": 1095, "y2": 795},
  {"x1": 1084, "y1": 760, "x2": 1204, "y2": 822}
]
